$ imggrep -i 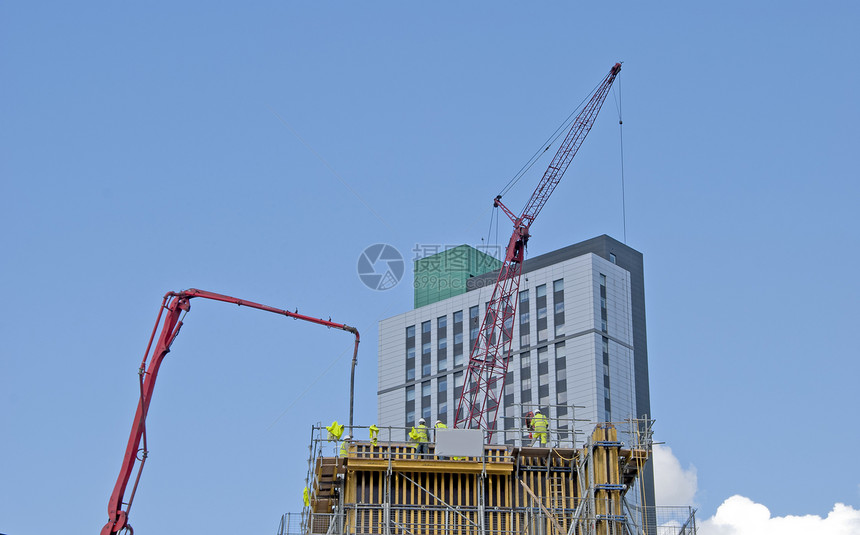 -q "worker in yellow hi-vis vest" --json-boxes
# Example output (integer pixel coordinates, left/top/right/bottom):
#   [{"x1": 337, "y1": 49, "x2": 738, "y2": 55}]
[
  {"x1": 413, "y1": 418, "x2": 429, "y2": 457},
  {"x1": 434, "y1": 419, "x2": 448, "y2": 459},
  {"x1": 339, "y1": 435, "x2": 351, "y2": 457},
  {"x1": 531, "y1": 410, "x2": 549, "y2": 446}
]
